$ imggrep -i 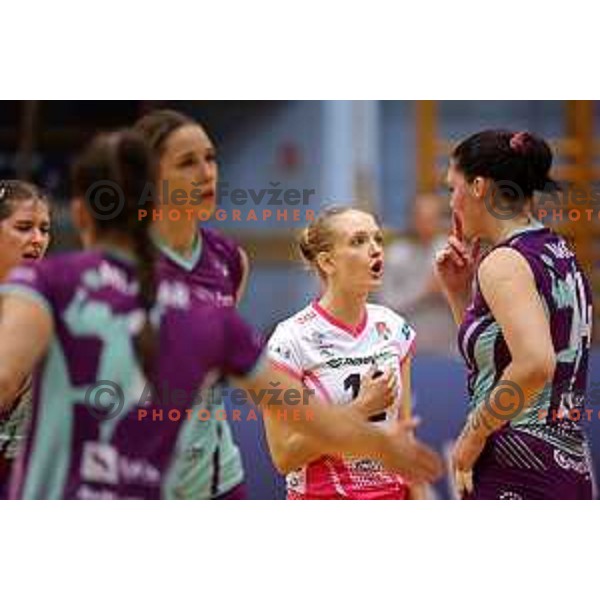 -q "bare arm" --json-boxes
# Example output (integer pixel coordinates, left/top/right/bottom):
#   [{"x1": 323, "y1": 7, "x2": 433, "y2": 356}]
[
  {"x1": 0, "y1": 295, "x2": 53, "y2": 412},
  {"x1": 452, "y1": 248, "x2": 556, "y2": 487},
  {"x1": 263, "y1": 410, "x2": 321, "y2": 475},
  {"x1": 263, "y1": 367, "x2": 397, "y2": 474},
  {"x1": 234, "y1": 361, "x2": 443, "y2": 483},
  {"x1": 470, "y1": 248, "x2": 556, "y2": 432}
]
